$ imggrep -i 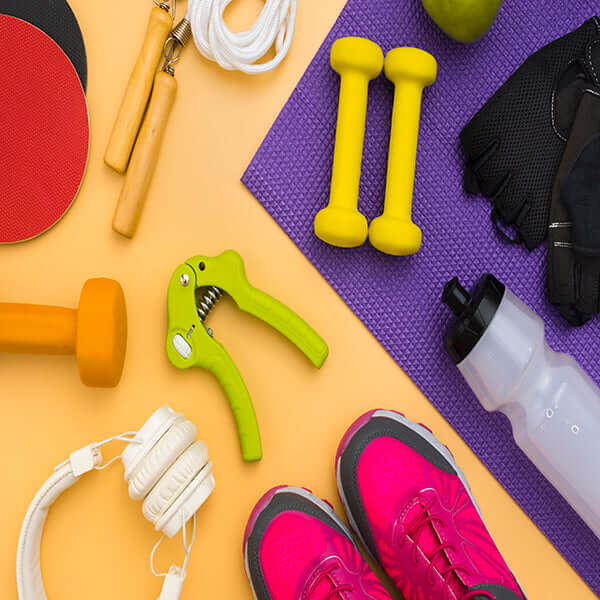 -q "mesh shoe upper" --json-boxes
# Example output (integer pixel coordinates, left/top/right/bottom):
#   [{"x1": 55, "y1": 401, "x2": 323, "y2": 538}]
[
  {"x1": 336, "y1": 410, "x2": 526, "y2": 600},
  {"x1": 244, "y1": 486, "x2": 392, "y2": 600}
]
